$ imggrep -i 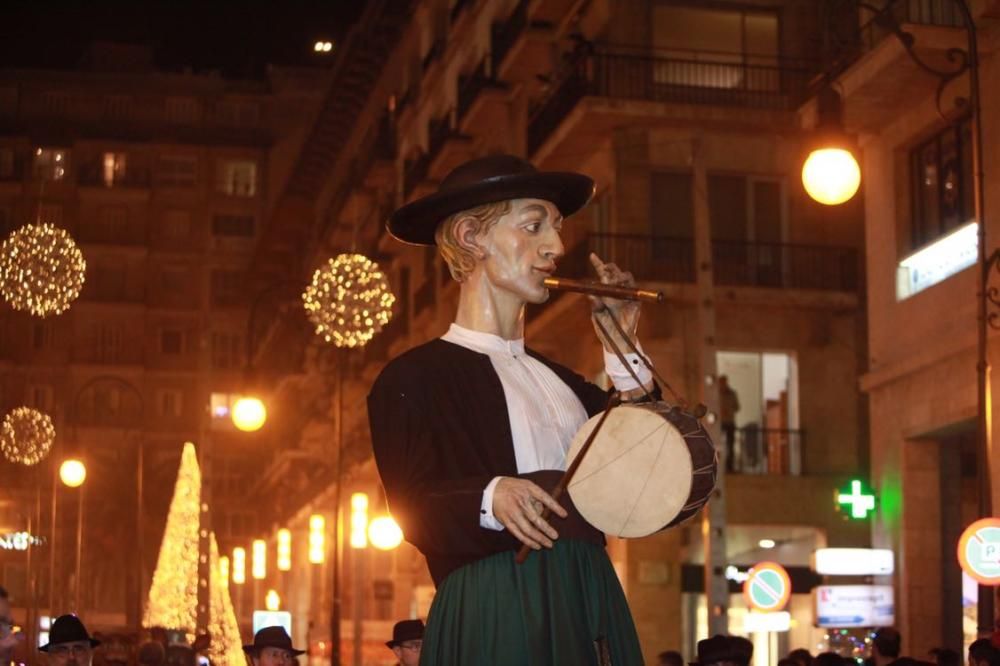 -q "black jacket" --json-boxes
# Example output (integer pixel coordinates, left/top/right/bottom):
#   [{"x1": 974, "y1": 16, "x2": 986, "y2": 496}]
[{"x1": 367, "y1": 338, "x2": 611, "y2": 585}]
